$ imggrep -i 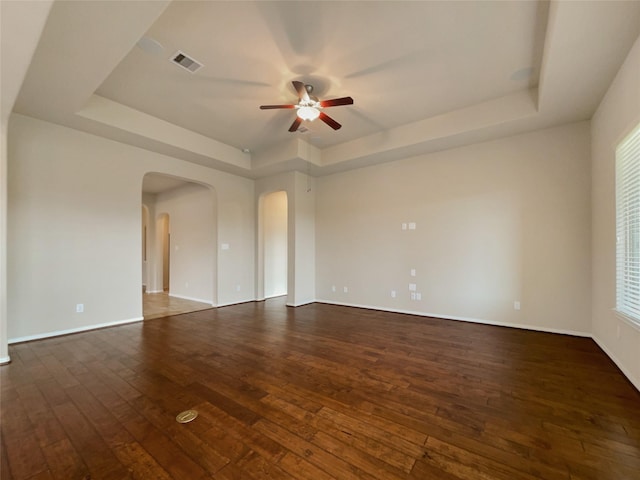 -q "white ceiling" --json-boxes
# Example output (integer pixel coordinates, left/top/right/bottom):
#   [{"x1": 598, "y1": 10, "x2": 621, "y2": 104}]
[
  {"x1": 9, "y1": 0, "x2": 640, "y2": 183},
  {"x1": 97, "y1": 1, "x2": 545, "y2": 152}
]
